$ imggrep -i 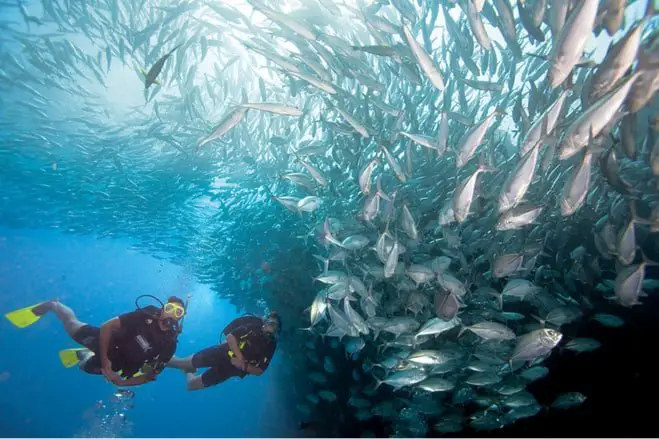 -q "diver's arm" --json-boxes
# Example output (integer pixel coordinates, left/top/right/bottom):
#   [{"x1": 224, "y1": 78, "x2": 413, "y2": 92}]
[
  {"x1": 99, "y1": 317, "x2": 121, "y2": 368},
  {"x1": 226, "y1": 334, "x2": 246, "y2": 364}
]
